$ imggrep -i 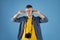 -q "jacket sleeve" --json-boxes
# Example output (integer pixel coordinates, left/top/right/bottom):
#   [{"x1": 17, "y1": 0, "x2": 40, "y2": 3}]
[
  {"x1": 12, "y1": 17, "x2": 24, "y2": 23},
  {"x1": 37, "y1": 16, "x2": 48, "y2": 23}
]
